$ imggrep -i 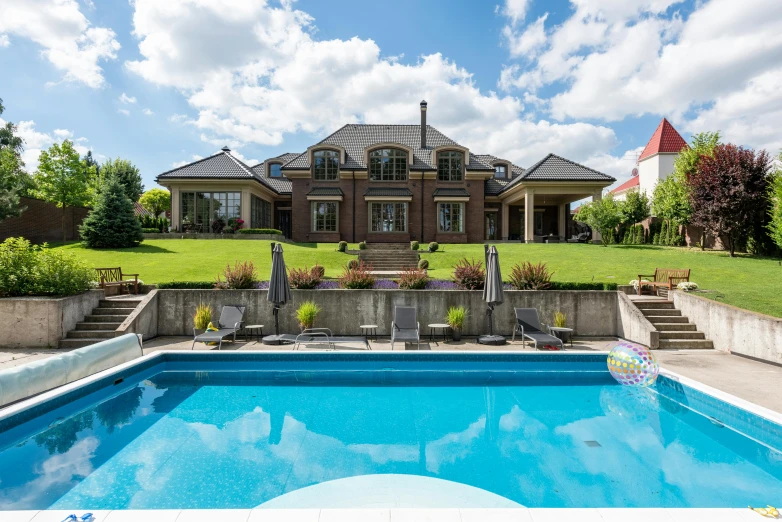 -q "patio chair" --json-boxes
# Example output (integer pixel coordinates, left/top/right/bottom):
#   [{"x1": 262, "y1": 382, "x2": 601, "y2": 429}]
[
  {"x1": 511, "y1": 308, "x2": 564, "y2": 350},
  {"x1": 291, "y1": 328, "x2": 370, "y2": 350},
  {"x1": 191, "y1": 304, "x2": 246, "y2": 350},
  {"x1": 391, "y1": 306, "x2": 420, "y2": 350}
]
